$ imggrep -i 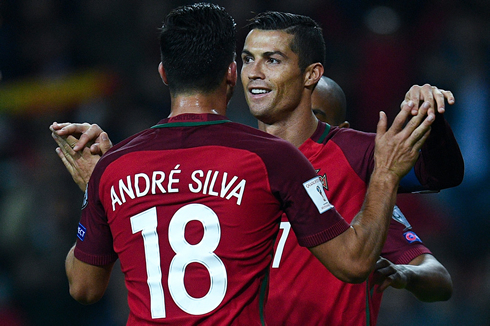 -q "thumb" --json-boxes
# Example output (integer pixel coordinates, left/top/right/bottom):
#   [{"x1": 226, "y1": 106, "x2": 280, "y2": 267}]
[{"x1": 100, "y1": 132, "x2": 113, "y2": 155}]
